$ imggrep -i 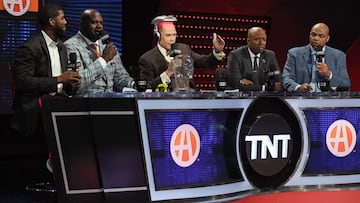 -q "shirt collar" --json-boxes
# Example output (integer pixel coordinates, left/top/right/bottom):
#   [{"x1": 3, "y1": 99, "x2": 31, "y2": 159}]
[
  {"x1": 41, "y1": 30, "x2": 58, "y2": 47},
  {"x1": 79, "y1": 31, "x2": 99, "y2": 46},
  {"x1": 248, "y1": 47, "x2": 260, "y2": 58},
  {"x1": 310, "y1": 44, "x2": 326, "y2": 54},
  {"x1": 157, "y1": 43, "x2": 169, "y2": 57}
]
